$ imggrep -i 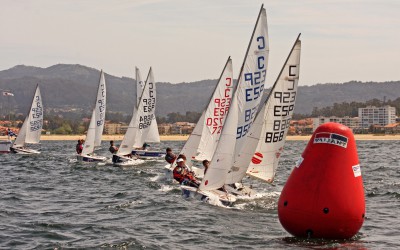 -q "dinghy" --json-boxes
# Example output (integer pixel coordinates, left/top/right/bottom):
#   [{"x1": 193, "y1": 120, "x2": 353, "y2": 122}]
[
  {"x1": 112, "y1": 68, "x2": 156, "y2": 166},
  {"x1": 165, "y1": 57, "x2": 234, "y2": 177},
  {"x1": 181, "y1": 5, "x2": 269, "y2": 205},
  {"x1": 131, "y1": 67, "x2": 164, "y2": 158},
  {"x1": 245, "y1": 35, "x2": 301, "y2": 183},
  {"x1": 76, "y1": 70, "x2": 108, "y2": 162},
  {"x1": 227, "y1": 35, "x2": 302, "y2": 196},
  {"x1": 10, "y1": 85, "x2": 43, "y2": 154}
]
